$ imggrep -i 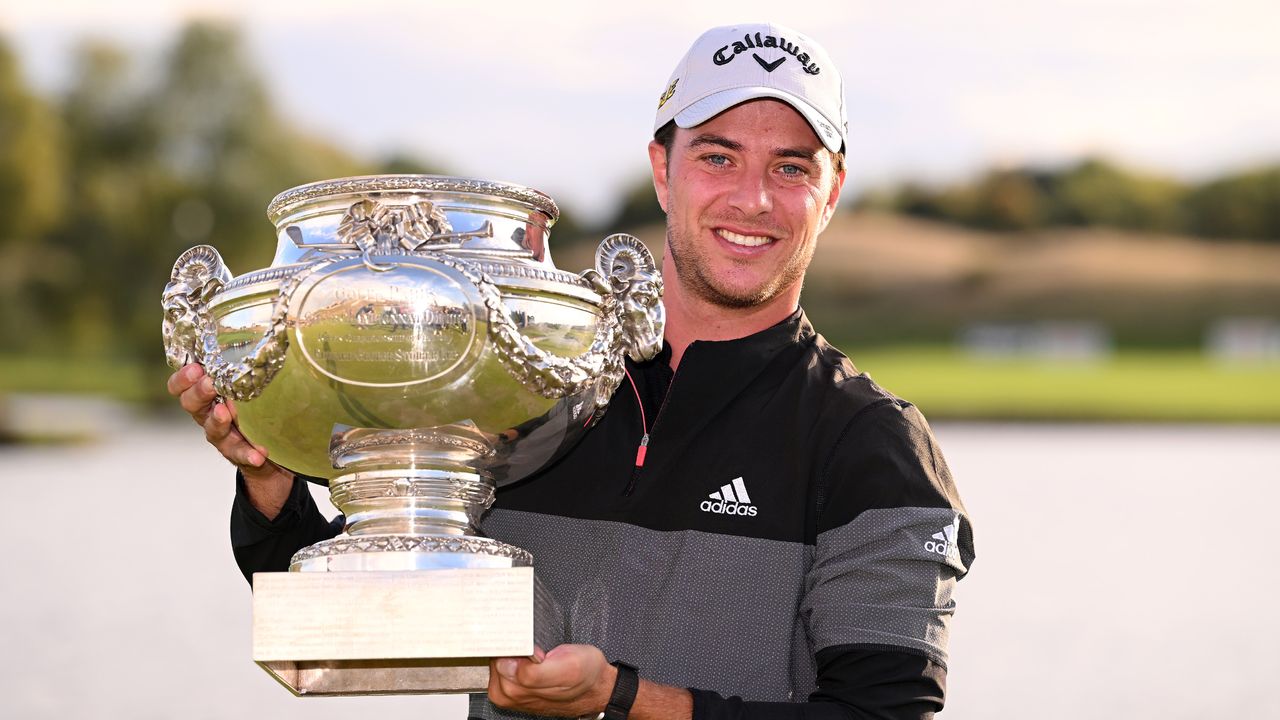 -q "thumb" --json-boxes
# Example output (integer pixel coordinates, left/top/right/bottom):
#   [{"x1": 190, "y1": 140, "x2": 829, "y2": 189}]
[{"x1": 495, "y1": 658, "x2": 519, "y2": 681}]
